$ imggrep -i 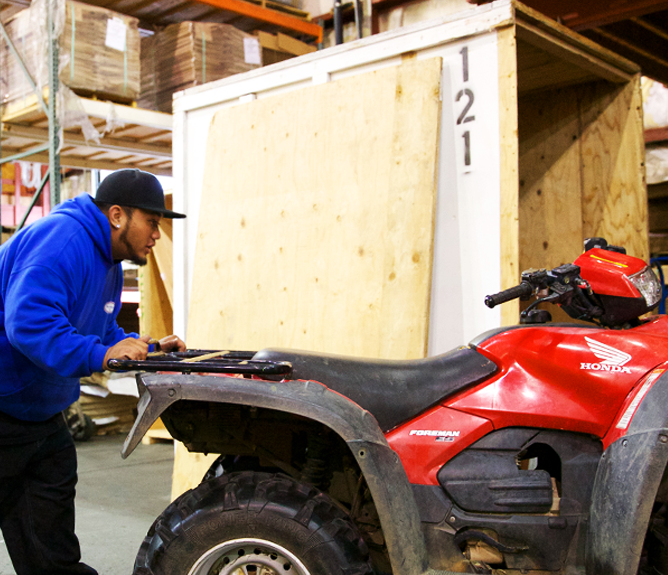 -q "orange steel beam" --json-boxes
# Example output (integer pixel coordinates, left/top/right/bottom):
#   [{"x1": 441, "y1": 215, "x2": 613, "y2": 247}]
[
  {"x1": 645, "y1": 127, "x2": 668, "y2": 144},
  {"x1": 193, "y1": 0, "x2": 322, "y2": 42}
]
